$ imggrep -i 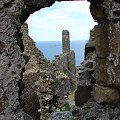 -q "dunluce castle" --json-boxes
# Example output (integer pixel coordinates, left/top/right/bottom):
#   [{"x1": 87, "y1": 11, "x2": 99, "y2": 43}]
[
  {"x1": 1, "y1": 0, "x2": 120, "y2": 120},
  {"x1": 20, "y1": 23, "x2": 77, "y2": 120}
]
